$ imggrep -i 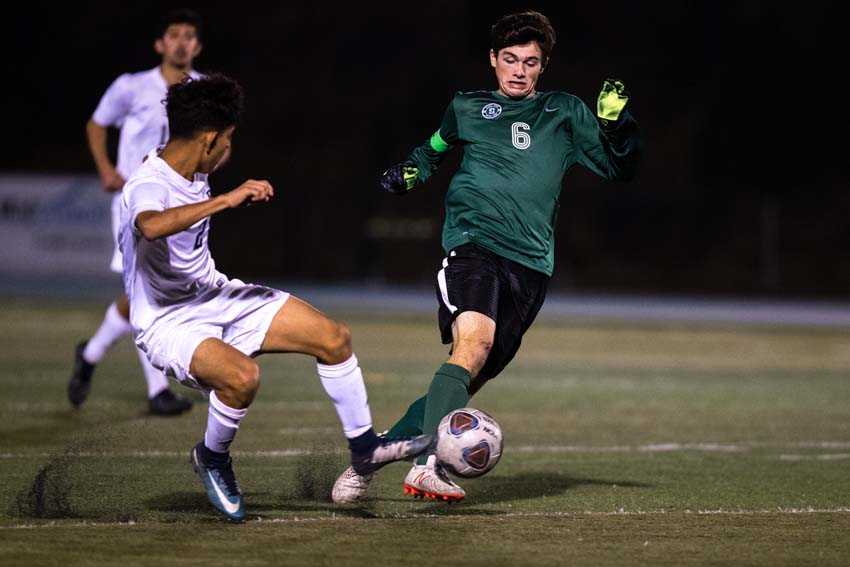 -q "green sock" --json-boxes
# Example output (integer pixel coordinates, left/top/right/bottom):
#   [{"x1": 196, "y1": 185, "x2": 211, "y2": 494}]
[
  {"x1": 416, "y1": 363, "x2": 471, "y2": 465},
  {"x1": 385, "y1": 395, "x2": 427, "y2": 439}
]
